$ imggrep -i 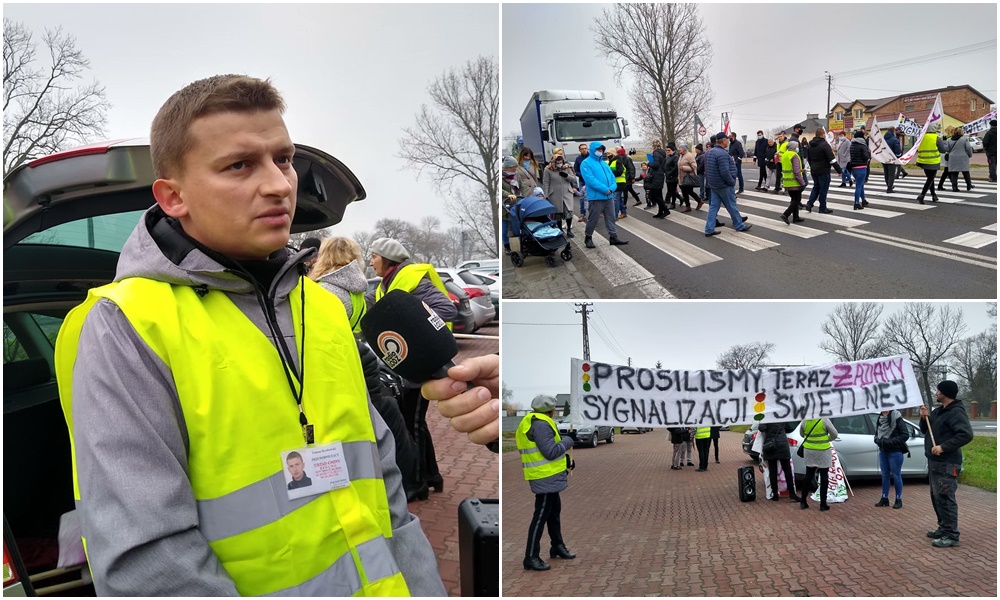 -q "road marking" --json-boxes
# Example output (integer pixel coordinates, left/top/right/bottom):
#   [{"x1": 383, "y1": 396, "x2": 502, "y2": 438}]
[
  {"x1": 667, "y1": 210, "x2": 779, "y2": 251},
  {"x1": 575, "y1": 231, "x2": 676, "y2": 298},
  {"x1": 836, "y1": 230, "x2": 997, "y2": 270},
  {"x1": 983, "y1": 223, "x2": 998, "y2": 231},
  {"x1": 738, "y1": 194, "x2": 870, "y2": 227},
  {"x1": 943, "y1": 231, "x2": 997, "y2": 249},
  {"x1": 616, "y1": 218, "x2": 723, "y2": 268},
  {"x1": 886, "y1": 181, "x2": 989, "y2": 198},
  {"x1": 738, "y1": 215, "x2": 827, "y2": 238},
  {"x1": 820, "y1": 190, "x2": 937, "y2": 211}
]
